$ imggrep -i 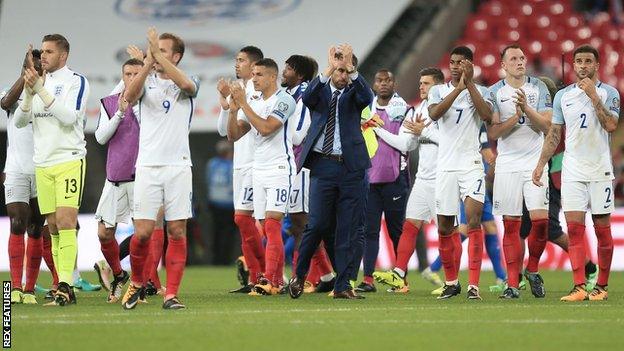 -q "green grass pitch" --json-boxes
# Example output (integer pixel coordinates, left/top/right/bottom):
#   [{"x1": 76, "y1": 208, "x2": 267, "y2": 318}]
[{"x1": 6, "y1": 267, "x2": 624, "y2": 350}]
